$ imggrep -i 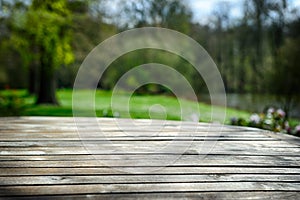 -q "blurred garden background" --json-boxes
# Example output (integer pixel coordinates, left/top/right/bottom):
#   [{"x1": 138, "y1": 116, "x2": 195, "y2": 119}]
[{"x1": 0, "y1": 0, "x2": 300, "y2": 135}]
